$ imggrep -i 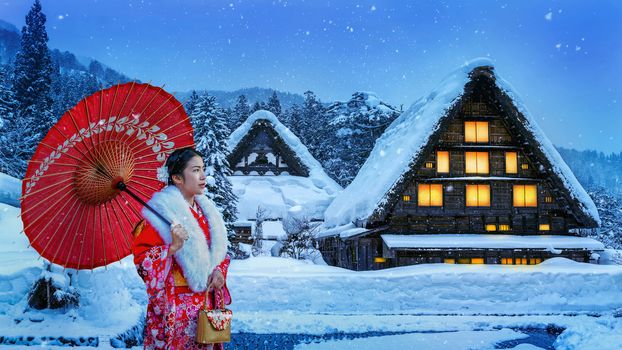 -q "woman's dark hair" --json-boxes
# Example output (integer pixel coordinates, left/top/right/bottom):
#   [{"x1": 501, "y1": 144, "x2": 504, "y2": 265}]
[{"x1": 165, "y1": 147, "x2": 204, "y2": 185}]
